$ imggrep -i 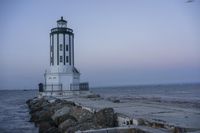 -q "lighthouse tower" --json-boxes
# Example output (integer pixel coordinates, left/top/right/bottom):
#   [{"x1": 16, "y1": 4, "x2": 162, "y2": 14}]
[{"x1": 43, "y1": 17, "x2": 88, "y2": 95}]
